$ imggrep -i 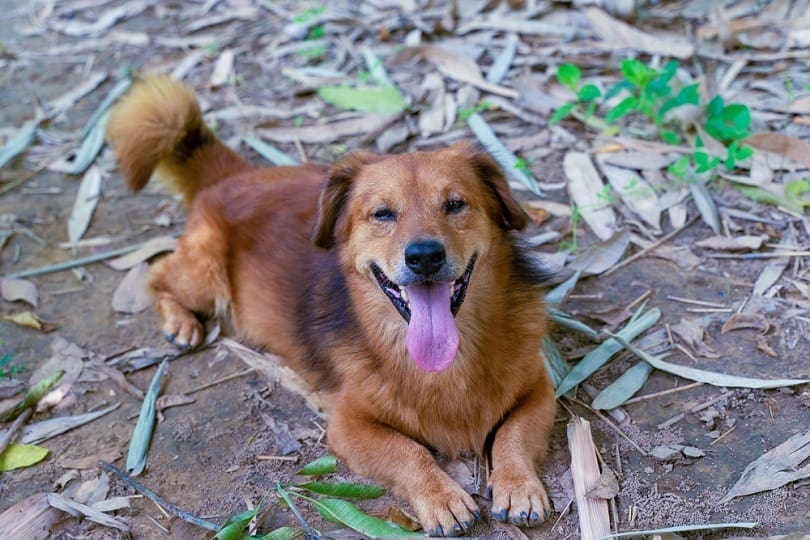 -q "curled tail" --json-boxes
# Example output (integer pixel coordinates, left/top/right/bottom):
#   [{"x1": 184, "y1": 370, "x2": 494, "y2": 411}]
[{"x1": 107, "y1": 76, "x2": 249, "y2": 204}]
